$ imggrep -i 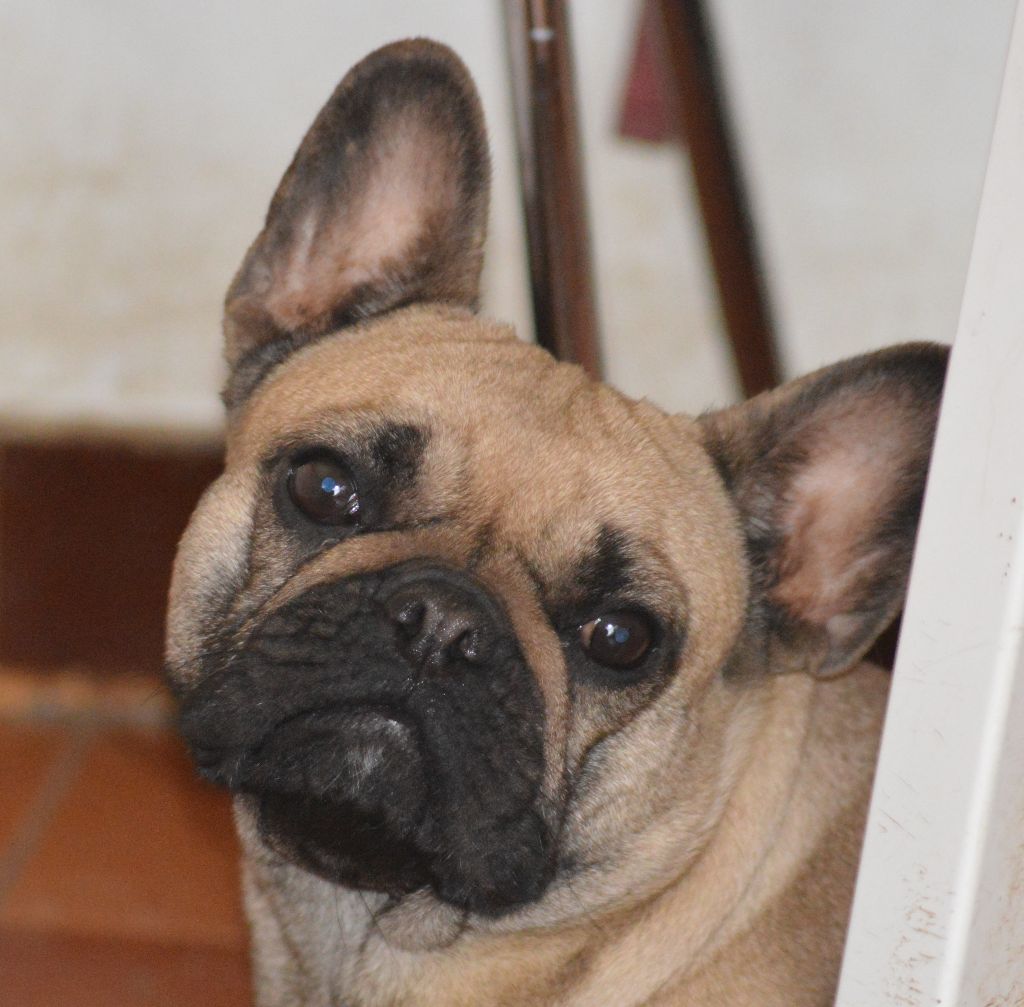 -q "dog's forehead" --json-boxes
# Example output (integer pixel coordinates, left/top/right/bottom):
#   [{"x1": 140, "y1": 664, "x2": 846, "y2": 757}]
[
  {"x1": 231, "y1": 309, "x2": 574, "y2": 447},
  {"x1": 230, "y1": 307, "x2": 709, "y2": 505}
]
